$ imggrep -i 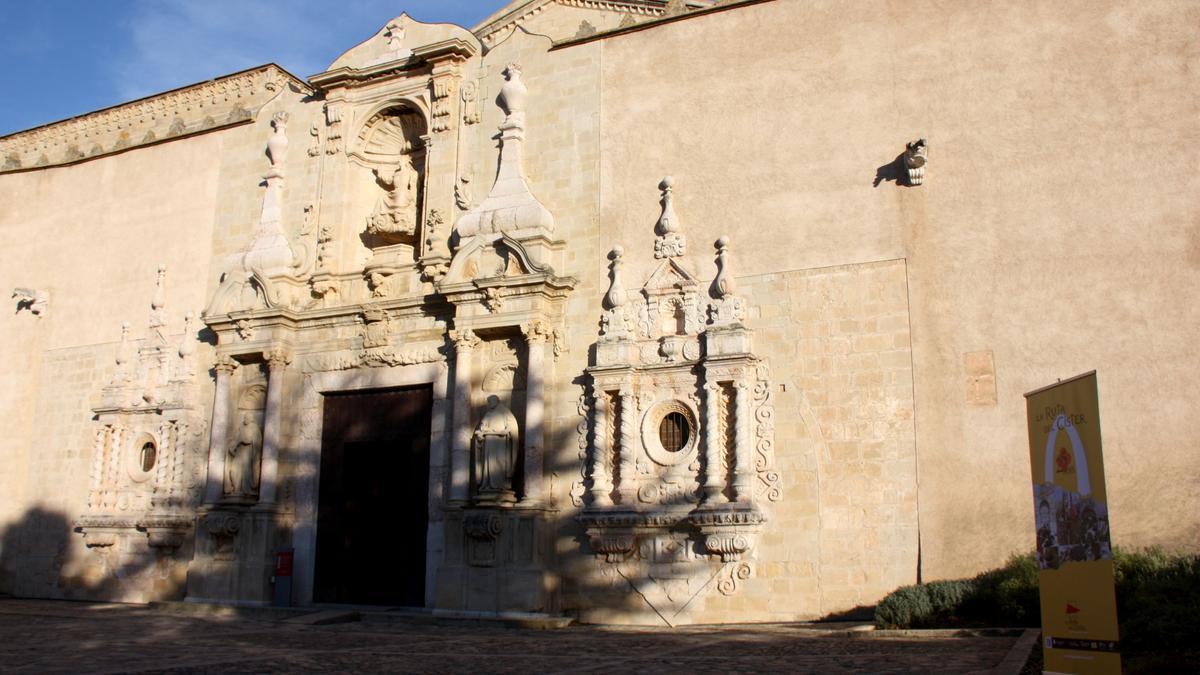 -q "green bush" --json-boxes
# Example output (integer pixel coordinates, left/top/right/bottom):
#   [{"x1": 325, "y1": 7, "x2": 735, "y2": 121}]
[
  {"x1": 873, "y1": 547, "x2": 1200, "y2": 668},
  {"x1": 1112, "y1": 547, "x2": 1200, "y2": 654},
  {"x1": 874, "y1": 584, "x2": 932, "y2": 629},
  {"x1": 959, "y1": 552, "x2": 1039, "y2": 626}
]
